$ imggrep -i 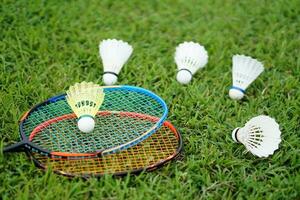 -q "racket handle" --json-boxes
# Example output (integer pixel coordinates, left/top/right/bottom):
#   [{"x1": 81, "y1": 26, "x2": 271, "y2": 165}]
[{"x1": 3, "y1": 141, "x2": 27, "y2": 153}]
